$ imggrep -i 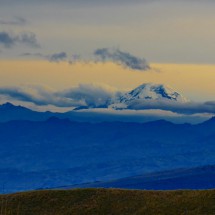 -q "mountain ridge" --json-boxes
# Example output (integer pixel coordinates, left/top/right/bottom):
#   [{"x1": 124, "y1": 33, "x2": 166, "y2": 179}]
[{"x1": 0, "y1": 103, "x2": 208, "y2": 124}]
